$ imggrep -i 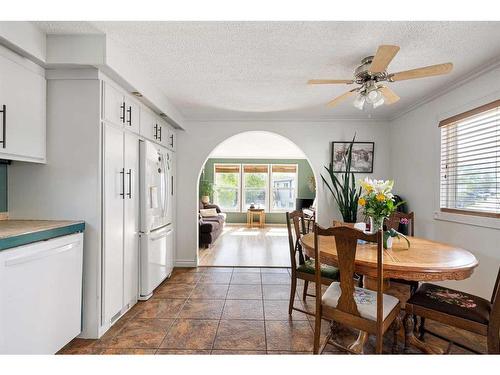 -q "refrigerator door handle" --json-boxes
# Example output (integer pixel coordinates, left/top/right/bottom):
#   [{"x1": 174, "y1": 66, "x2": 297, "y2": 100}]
[
  {"x1": 126, "y1": 169, "x2": 132, "y2": 198},
  {"x1": 119, "y1": 168, "x2": 125, "y2": 199}
]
